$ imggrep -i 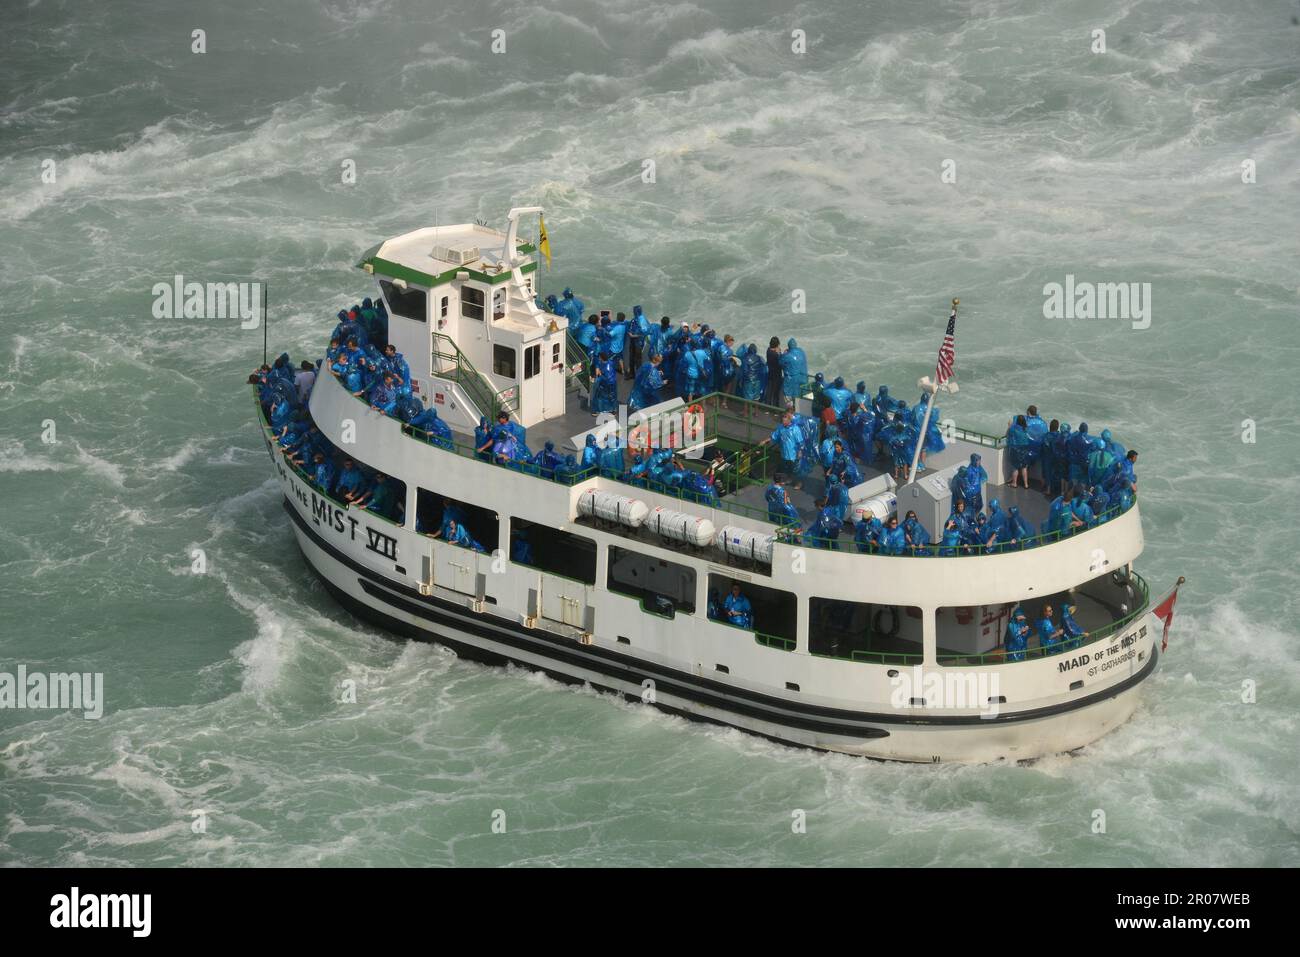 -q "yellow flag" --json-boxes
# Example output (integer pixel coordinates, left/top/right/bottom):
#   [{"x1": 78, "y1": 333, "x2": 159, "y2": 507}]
[{"x1": 538, "y1": 214, "x2": 552, "y2": 270}]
